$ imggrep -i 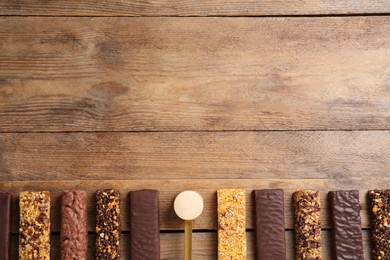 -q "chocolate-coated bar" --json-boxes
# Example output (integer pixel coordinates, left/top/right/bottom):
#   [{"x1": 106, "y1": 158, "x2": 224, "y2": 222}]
[
  {"x1": 0, "y1": 193, "x2": 12, "y2": 260},
  {"x1": 217, "y1": 189, "x2": 246, "y2": 260},
  {"x1": 61, "y1": 190, "x2": 88, "y2": 260},
  {"x1": 368, "y1": 190, "x2": 390, "y2": 260},
  {"x1": 253, "y1": 189, "x2": 286, "y2": 260},
  {"x1": 129, "y1": 190, "x2": 160, "y2": 260},
  {"x1": 95, "y1": 189, "x2": 121, "y2": 259},
  {"x1": 293, "y1": 190, "x2": 321, "y2": 260},
  {"x1": 329, "y1": 190, "x2": 363, "y2": 260},
  {"x1": 19, "y1": 191, "x2": 51, "y2": 259}
]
